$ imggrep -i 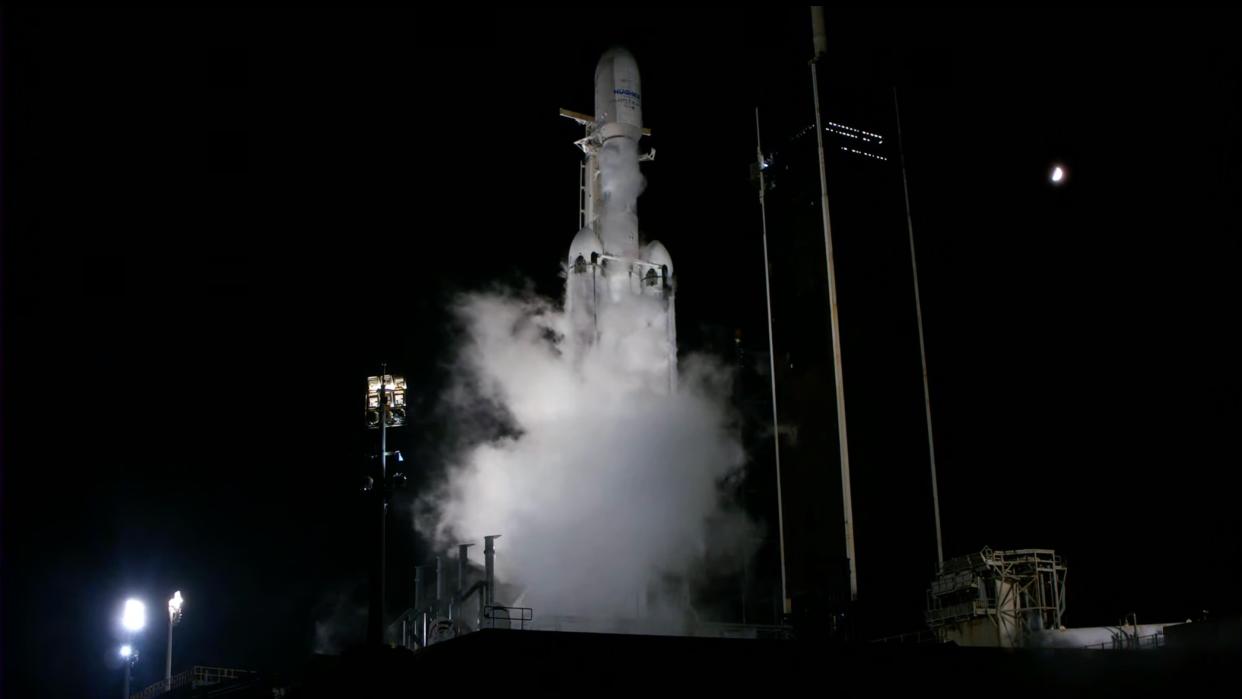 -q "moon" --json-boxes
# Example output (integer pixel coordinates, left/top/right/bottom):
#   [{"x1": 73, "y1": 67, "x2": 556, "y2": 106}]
[{"x1": 1050, "y1": 165, "x2": 1066, "y2": 184}]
